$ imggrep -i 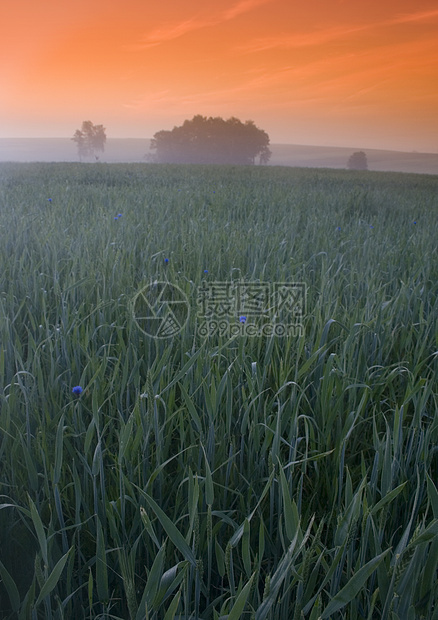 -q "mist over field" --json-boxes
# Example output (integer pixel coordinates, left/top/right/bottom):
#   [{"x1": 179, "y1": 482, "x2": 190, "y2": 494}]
[{"x1": 1, "y1": 138, "x2": 438, "y2": 174}]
